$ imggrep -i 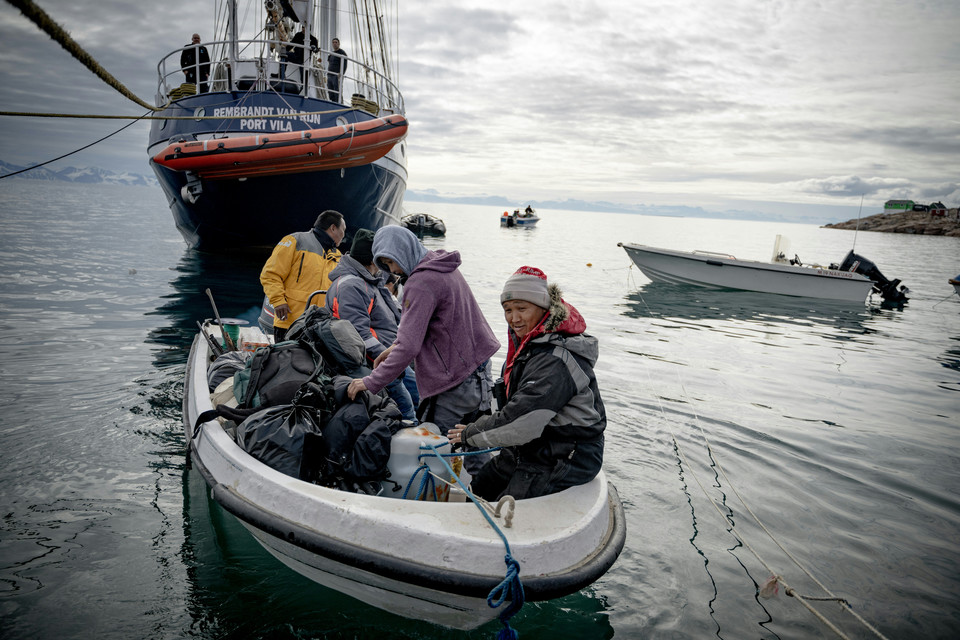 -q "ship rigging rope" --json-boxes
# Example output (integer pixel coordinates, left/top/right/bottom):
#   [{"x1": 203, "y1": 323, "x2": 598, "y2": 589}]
[
  {"x1": 0, "y1": 111, "x2": 148, "y2": 180},
  {"x1": 5, "y1": 0, "x2": 164, "y2": 112},
  {"x1": 0, "y1": 108, "x2": 356, "y2": 121},
  {"x1": 628, "y1": 279, "x2": 891, "y2": 640}
]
